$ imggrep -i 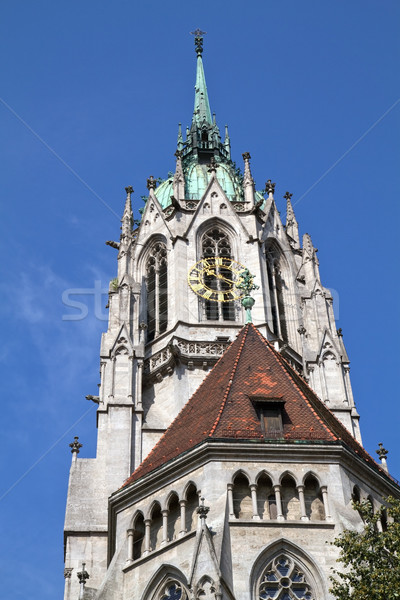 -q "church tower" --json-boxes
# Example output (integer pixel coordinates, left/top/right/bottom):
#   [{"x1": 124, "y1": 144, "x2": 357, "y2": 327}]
[{"x1": 64, "y1": 33, "x2": 398, "y2": 600}]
